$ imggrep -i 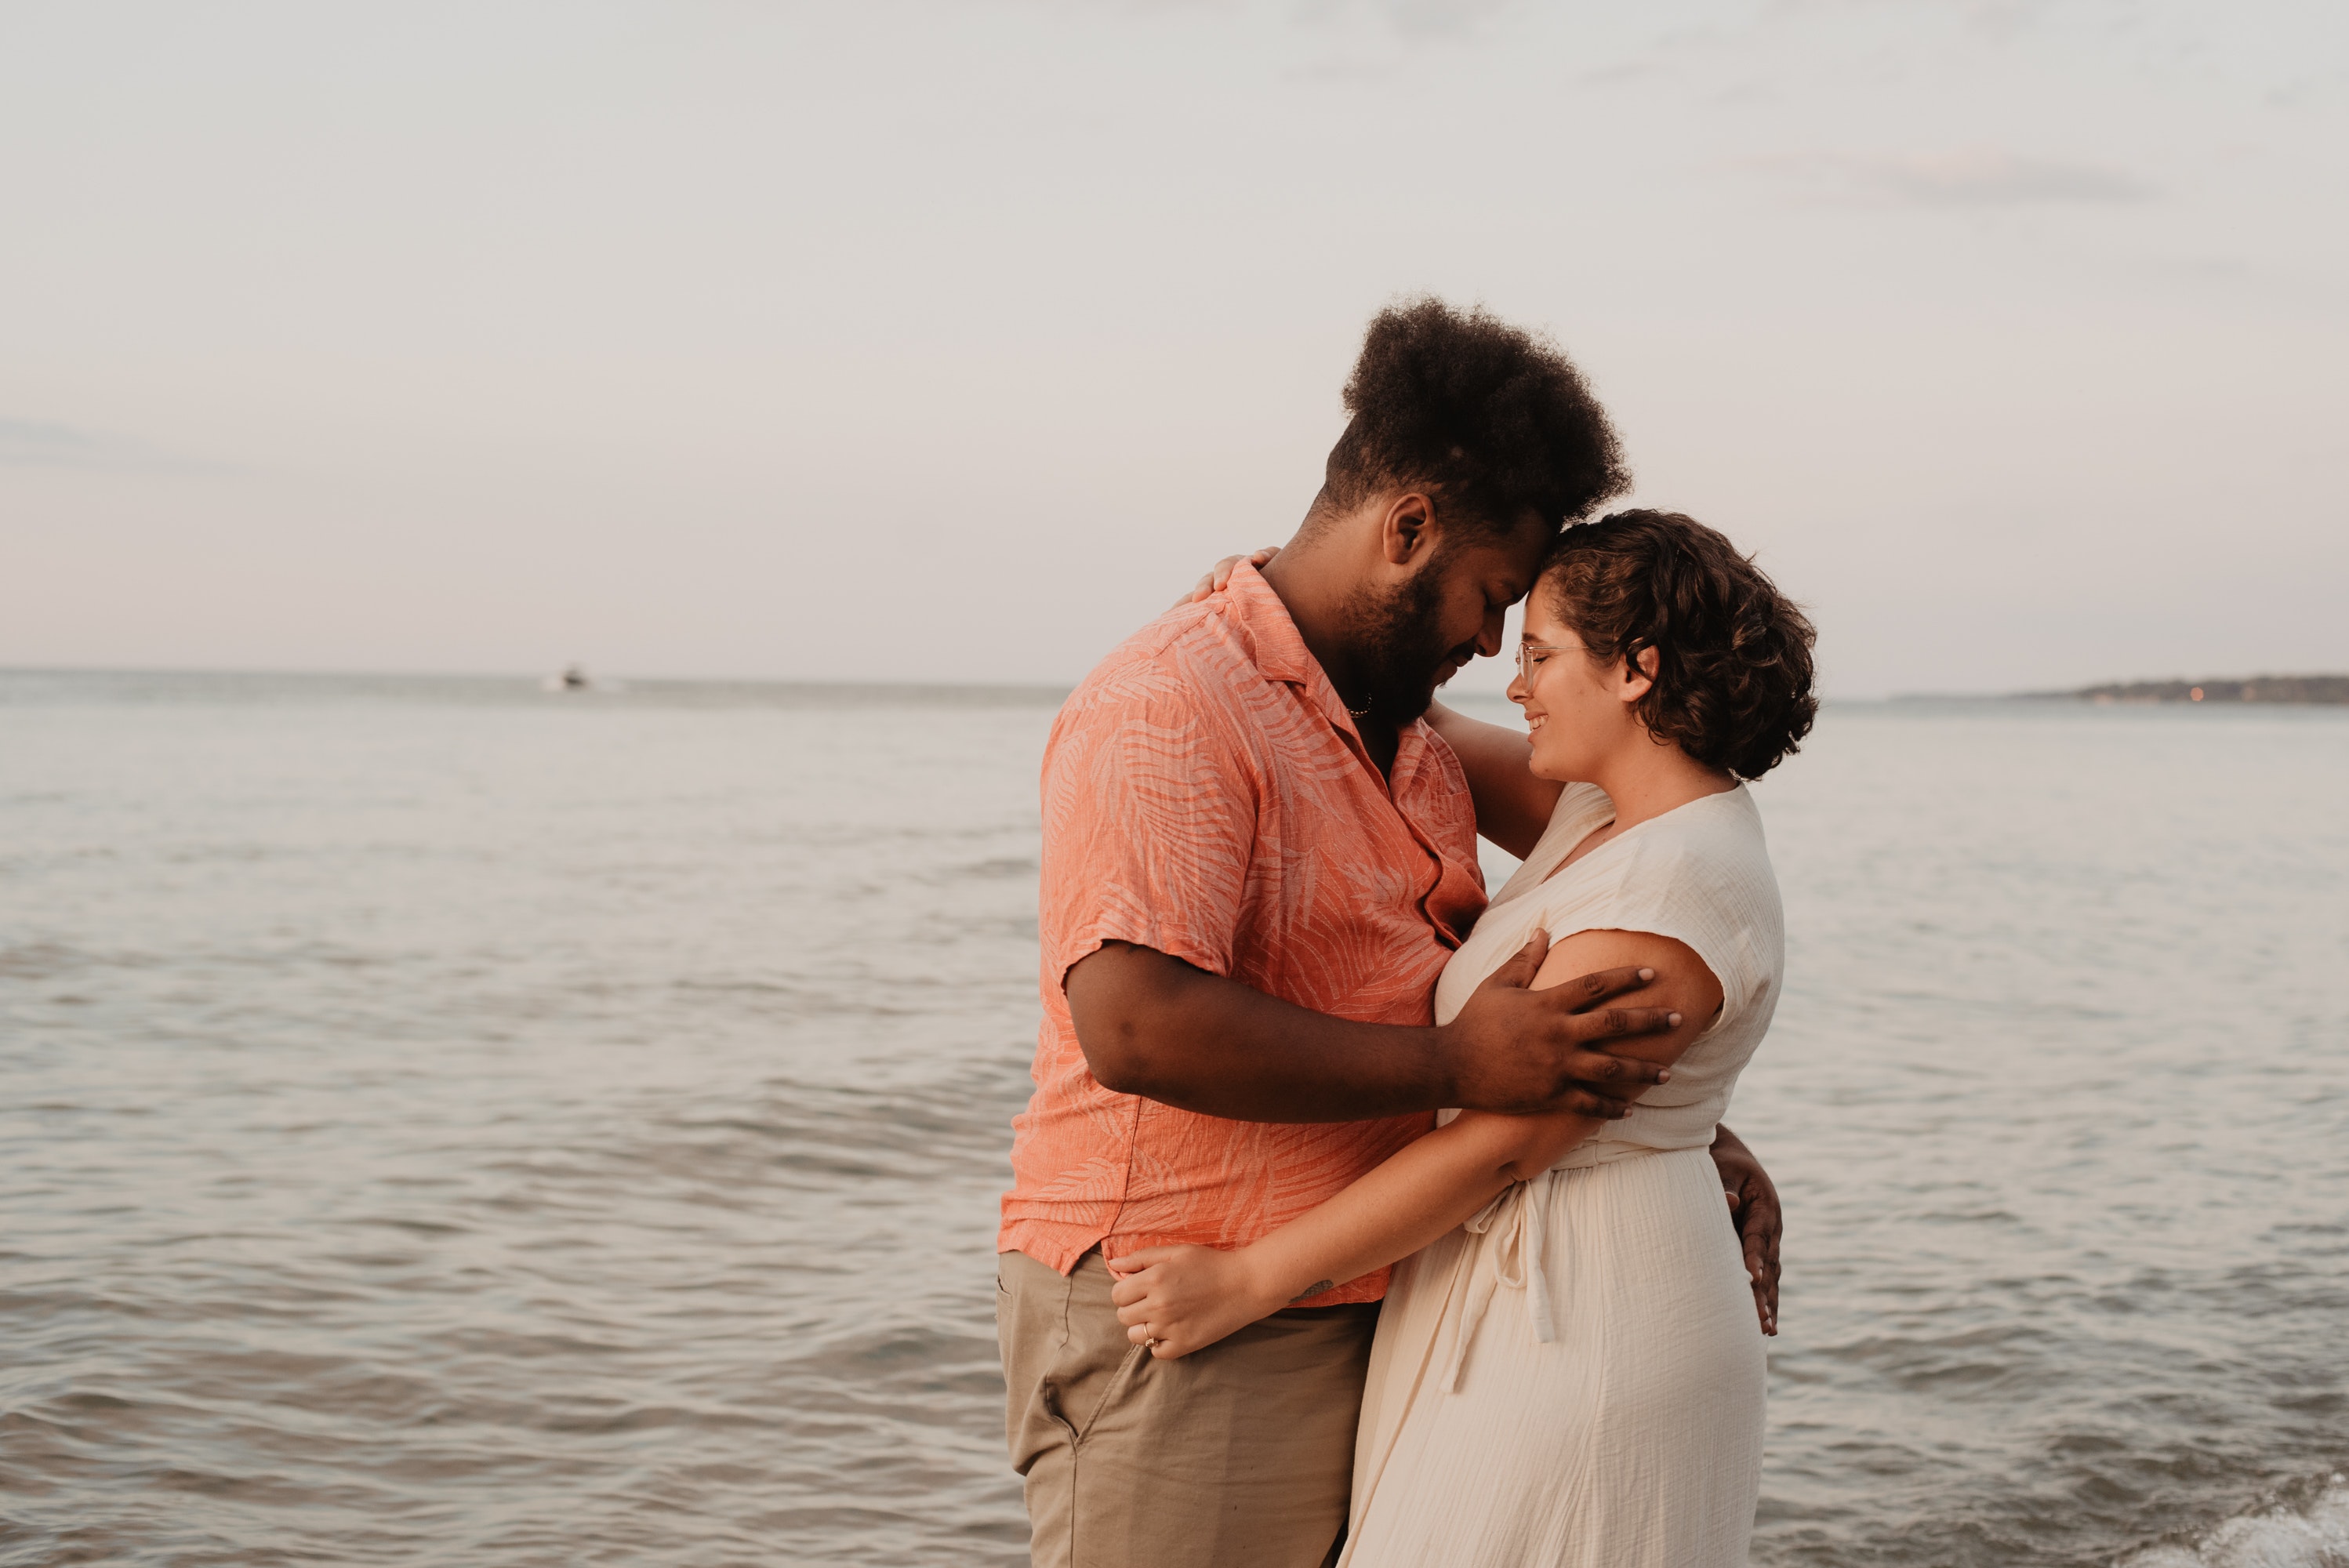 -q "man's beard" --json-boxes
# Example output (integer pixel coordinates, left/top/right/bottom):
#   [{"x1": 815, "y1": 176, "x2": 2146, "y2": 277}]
[{"x1": 1341, "y1": 565, "x2": 1469, "y2": 725}]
